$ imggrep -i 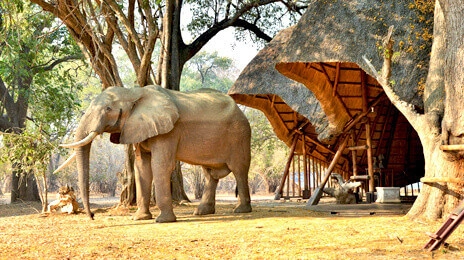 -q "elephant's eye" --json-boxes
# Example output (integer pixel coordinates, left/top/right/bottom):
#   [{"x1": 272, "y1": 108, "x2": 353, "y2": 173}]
[{"x1": 106, "y1": 106, "x2": 112, "y2": 112}]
